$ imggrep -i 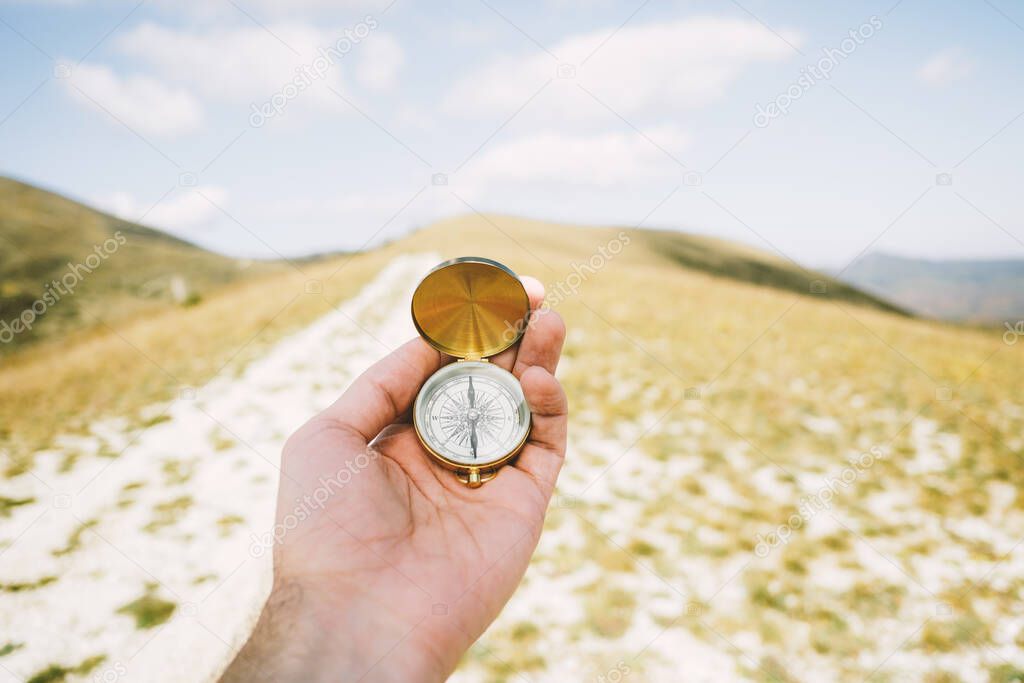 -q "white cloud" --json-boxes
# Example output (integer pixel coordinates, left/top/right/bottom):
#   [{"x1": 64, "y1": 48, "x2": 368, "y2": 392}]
[
  {"x1": 99, "y1": 186, "x2": 228, "y2": 234},
  {"x1": 65, "y1": 20, "x2": 398, "y2": 135},
  {"x1": 445, "y1": 17, "x2": 799, "y2": 120},
  {"x1": 917, "y1": 48, "x2": 974, "y2": 86},
  {"x1": 460, "y1": 127, "x2": 689, "y2": 188},
  {"x1": 64, "y1": 62, "x2": 203, "y2": 136},
  {"x1": 356, "y1": 33, "x2": 404, "y2": 90},
  {"x1": 114, "y1": 22, "x2": 347, "y2": 105}
]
